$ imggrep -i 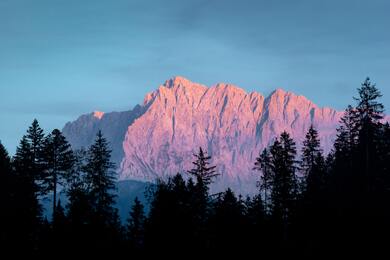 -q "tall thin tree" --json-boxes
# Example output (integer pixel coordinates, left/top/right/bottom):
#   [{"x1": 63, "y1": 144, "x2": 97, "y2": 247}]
[
  {"x1": 269, "y1": 132, "x2": 298, "y2": 242},
  {"x1": 26, "y1": 119, "x2": 46, "y2": 193},
  {"x1": 85, "y1": 130, "x2": 117, "y2": 226},
  {"x1": 300, "y1": 125, "x2": 324, "y2": 195},
  {"x1": 187, "y1": 147, "x2": 218, "y2": 186},
  {"x1": 43, "y1": 129, "x2": 74, "y2": 221},
  {"x1": 253, "y1": 148, "x2": 272, "y2": 213},
  {"x1": 127, "y1": 197, "x2": 145, "y2": 250}
]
